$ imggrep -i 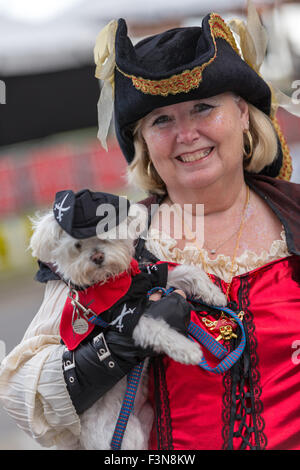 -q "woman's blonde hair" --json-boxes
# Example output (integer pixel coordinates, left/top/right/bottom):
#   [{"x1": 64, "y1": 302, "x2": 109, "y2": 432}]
[{"x1": 127, "y1": 100, "x2": 278, "y2": 195}]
